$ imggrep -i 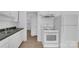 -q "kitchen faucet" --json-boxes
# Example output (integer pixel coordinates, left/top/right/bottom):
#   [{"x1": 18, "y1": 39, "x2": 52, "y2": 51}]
[{"x1": 4, "y1": 28, "x2": 8, "y2": 34}]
